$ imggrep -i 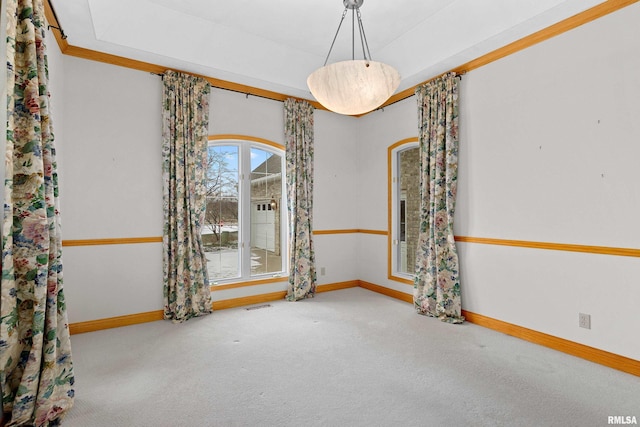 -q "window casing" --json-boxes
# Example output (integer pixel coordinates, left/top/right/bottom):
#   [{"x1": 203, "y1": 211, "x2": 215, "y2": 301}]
[
  {"x1": 389, "y1": 139, "x2": 419, "y2": 282},
  {"x1": 204, "y1": 139, "x2": 286, "y2": 285}
]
